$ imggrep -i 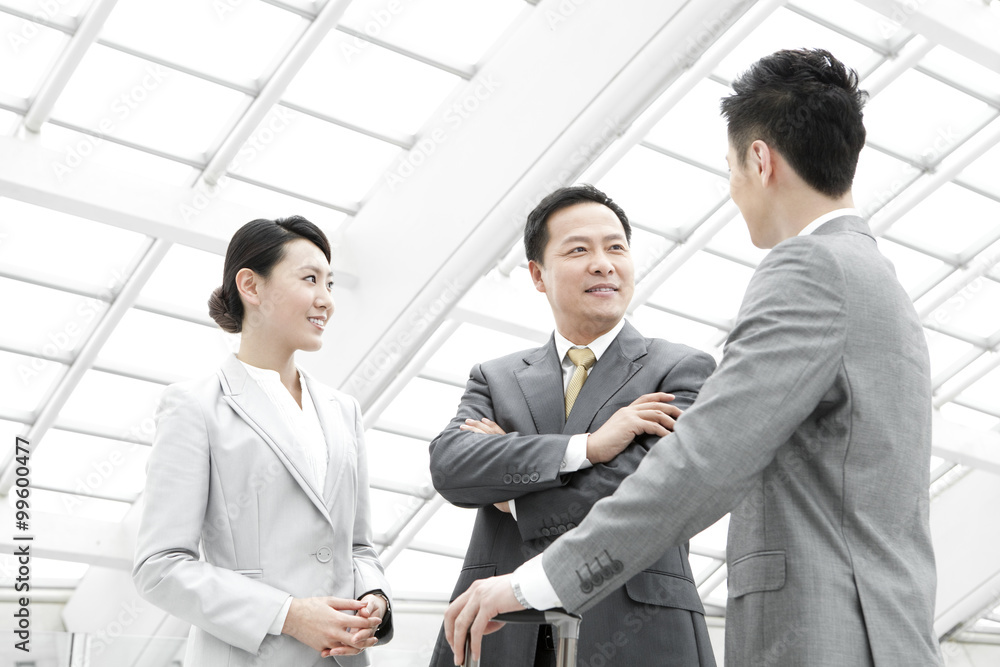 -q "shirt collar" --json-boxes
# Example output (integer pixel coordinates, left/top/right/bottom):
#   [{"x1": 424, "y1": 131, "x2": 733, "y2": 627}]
[
  {"x1": 553, "y1": 318, "x2": 626, "y2": 364},
  {"x1": 798, "y1": 208, "x2": 861, "y2": 237},
  {"x1": 238, "y1": 359, "x2": 310, "y2": 404}
]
